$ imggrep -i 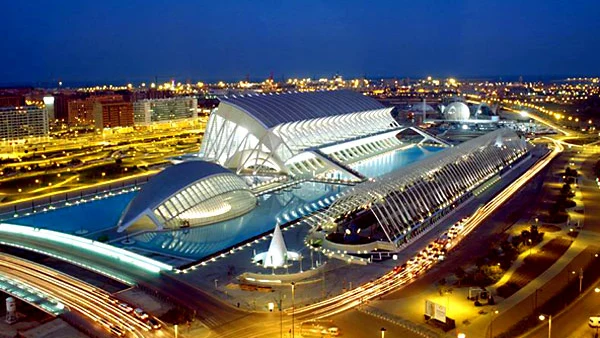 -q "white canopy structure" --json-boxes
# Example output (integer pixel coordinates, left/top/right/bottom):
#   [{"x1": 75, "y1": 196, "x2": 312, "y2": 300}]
[
  {"x1": 314, "y1": 129, "x2": 530, "y2": 244},
  {"x1": 199, "y1": 90, "x2": 399, "y2": 177}
]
